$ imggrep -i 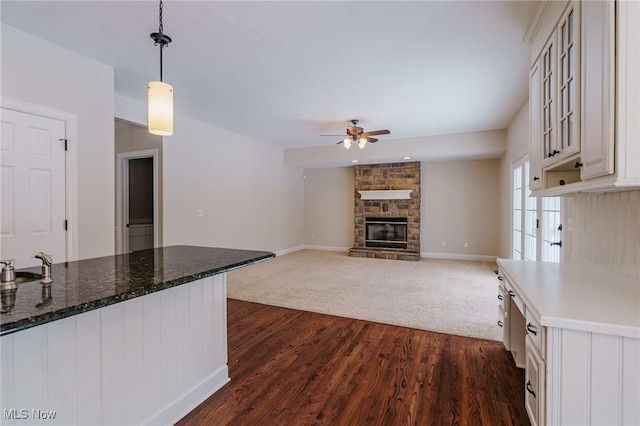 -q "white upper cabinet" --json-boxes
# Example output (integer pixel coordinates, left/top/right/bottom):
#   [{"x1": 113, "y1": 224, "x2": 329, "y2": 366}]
[
  {"x1": 528, "y1": 0, "x2": 640, "y2": 195},
  {"x1": 529, "y1": 62, "x2": 543, "y2": 190}
]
